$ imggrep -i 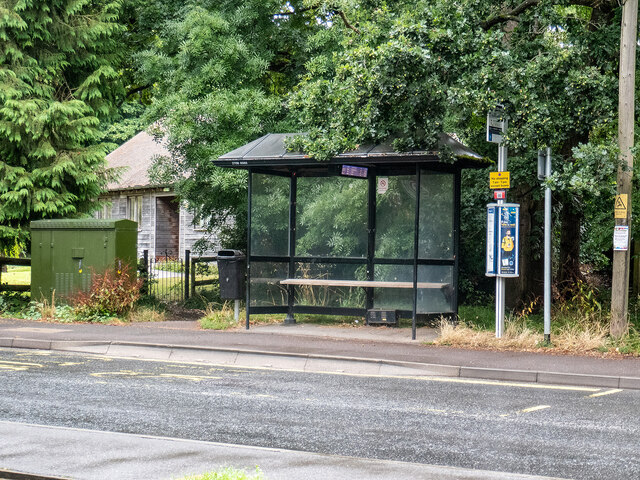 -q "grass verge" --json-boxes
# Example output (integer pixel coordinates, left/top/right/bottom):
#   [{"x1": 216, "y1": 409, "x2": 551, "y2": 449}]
[
  {"x1": 177, "y1": 467, "x2": 263, "y2": 480},
  {"x1": 434, "y1": 303, "x2": 640, "y2": 356}
]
